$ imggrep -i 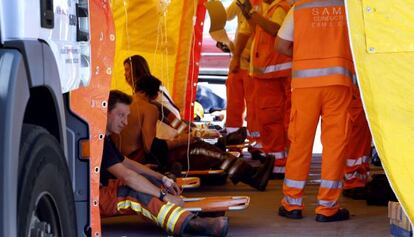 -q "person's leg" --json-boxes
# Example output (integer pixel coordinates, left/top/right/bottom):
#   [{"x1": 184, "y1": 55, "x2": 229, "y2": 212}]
[
  {"x1": 282, "y1": 77, "x2": 292, "y2": 148},
  {"x1": 255, "y1": 78, "x2": 287, "y2": 175},
  {"x1": 243, "y1": 72, "x2": 255, "y2": 134},
  {"x1": 168, "y1": 141, "x2": 224, "y2": 171},
  {"x1": 344, "y1": 87, "x2": 371, "y2": 189},
  {"x1": 248, "y1": 77, "x2": 263, "y2": 151},
  {"x1": 280, "y1": 88, "x2": 321, "y2": 214},
  {"x1": 343, "y1": 88, "x2": 371, "y2": 198},
  {"x1": 316, "y1": 85, "x2": 352, "y2": 218},
  {"x1": 225, "y1": 70, "x2": 247, "y2": 132},
  {"x1": 100, "y1": 179, "x2": 193, "y2": 235}
]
